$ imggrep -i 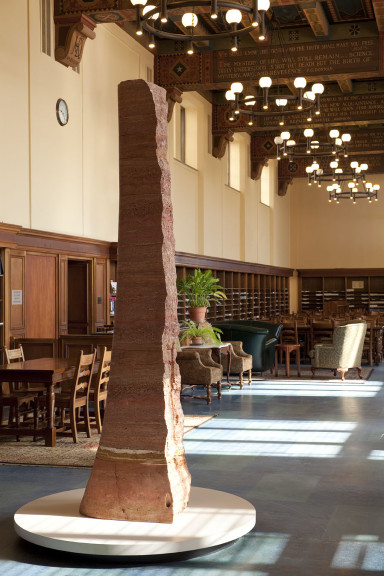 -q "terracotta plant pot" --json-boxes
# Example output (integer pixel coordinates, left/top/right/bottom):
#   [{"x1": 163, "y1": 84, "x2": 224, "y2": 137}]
[
  {"x1": 191, "y1": 337, "x2": 204, "y2": 345},
  {"x1": 188, "y1": 307, "x2": 207, "y2": 324}
]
